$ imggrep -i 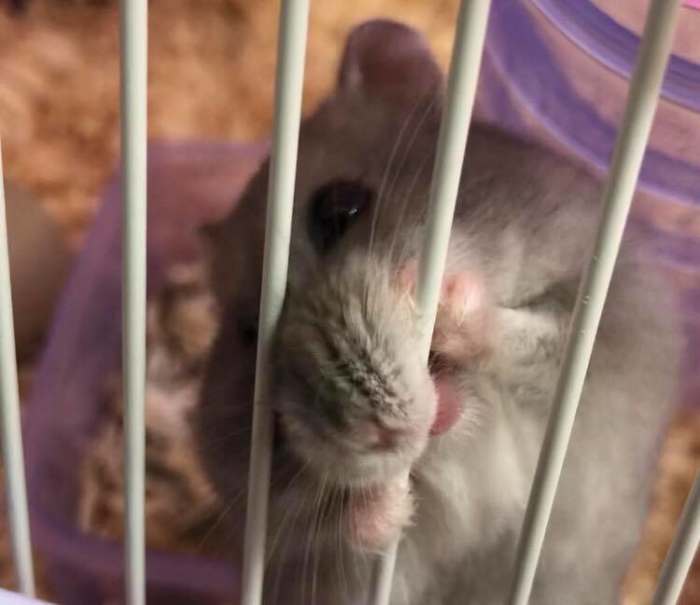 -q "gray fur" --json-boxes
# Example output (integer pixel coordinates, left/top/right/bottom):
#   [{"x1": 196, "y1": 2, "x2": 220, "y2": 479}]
[{"x1": 195, "y1": 19, "x2": 680, "y2": 605}]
